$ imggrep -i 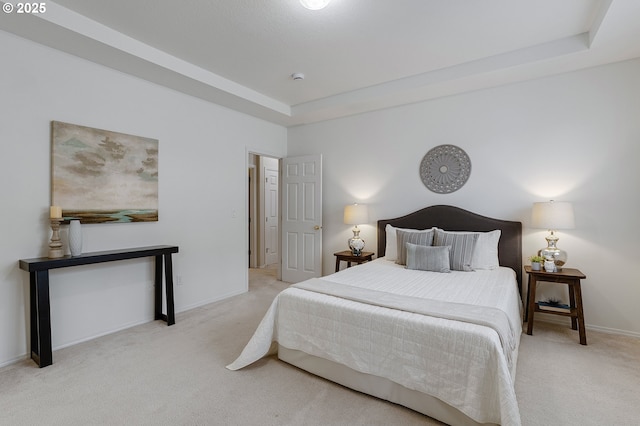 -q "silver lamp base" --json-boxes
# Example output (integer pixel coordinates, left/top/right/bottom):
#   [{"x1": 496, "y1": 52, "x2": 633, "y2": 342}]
[
  {"x1": 348, "y1": 226, "x2": 365, "y2": 256},
  {"x1": 539, "y1": 231, "x2": 567, "y2": 271}
]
